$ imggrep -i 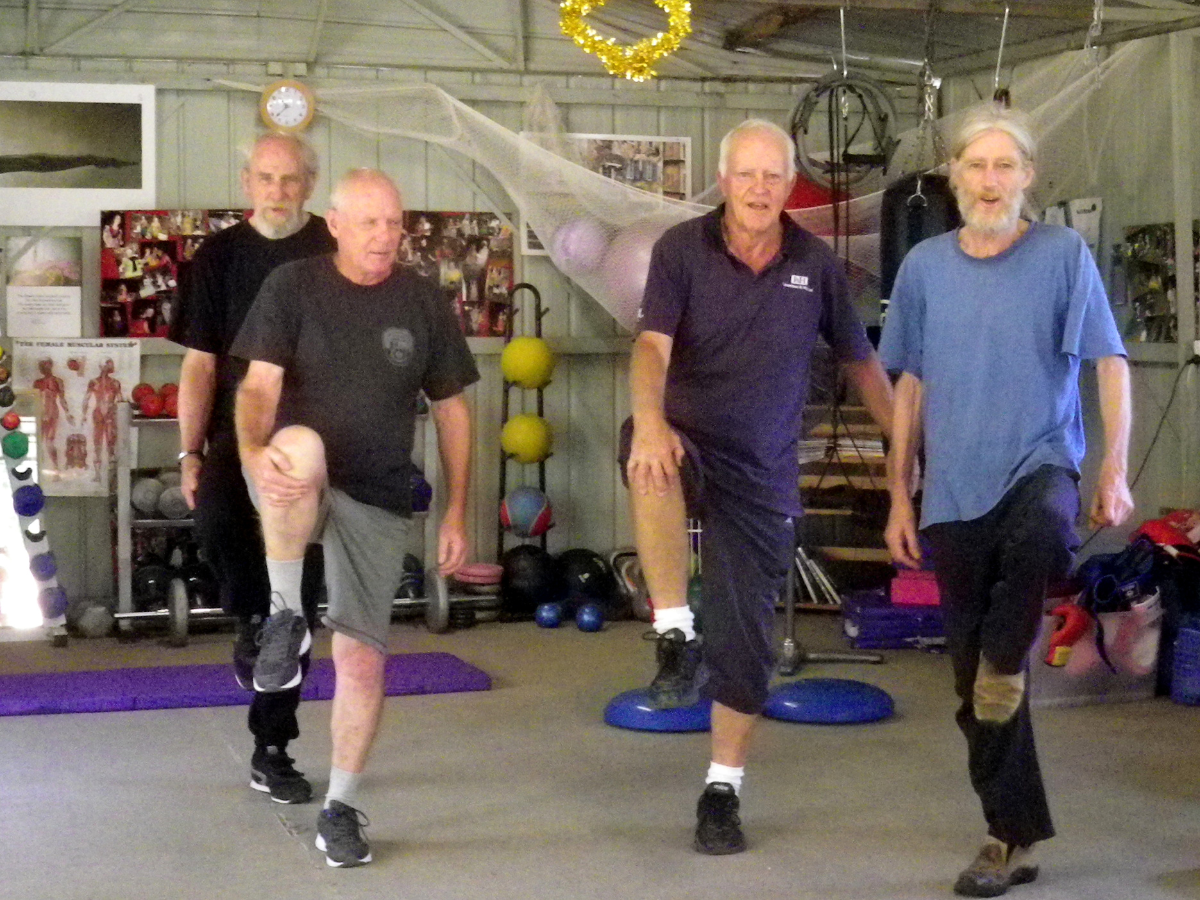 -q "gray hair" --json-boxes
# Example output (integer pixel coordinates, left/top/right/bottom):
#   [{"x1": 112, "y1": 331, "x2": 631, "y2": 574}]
[
  {"x1": 950, "y1": 104, "x2": 1036, "y2": 166},
  {"x1": 241, "y1": 132, "x2": 319, "y2": 180},
  {"x1": 329, "y1": 168, "x2": 402, "y2": 211},
  {"x1": 718, "y1": 119, "x2": 796, "y2": 179}
]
